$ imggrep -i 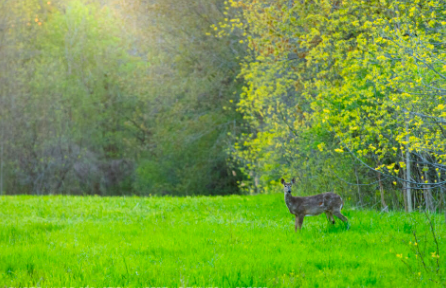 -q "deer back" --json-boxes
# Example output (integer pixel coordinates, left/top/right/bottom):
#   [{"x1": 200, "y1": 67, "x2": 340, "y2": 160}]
[{"x1": 288, "y1": 192, "x2": 343, "y2": 216}]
